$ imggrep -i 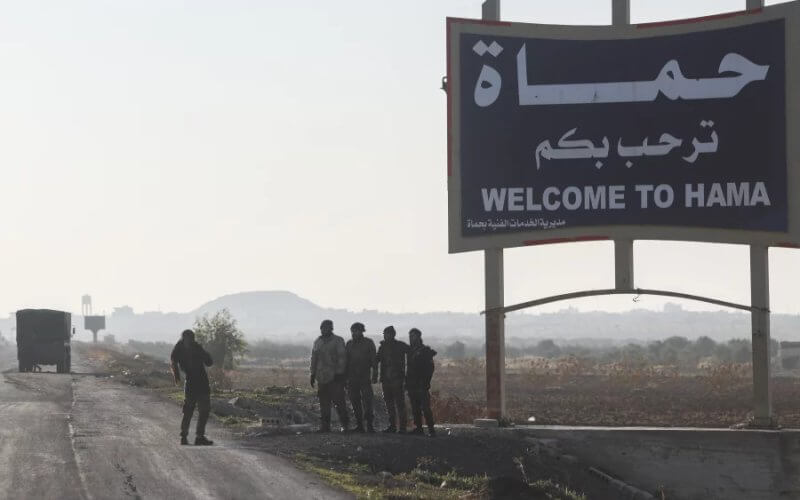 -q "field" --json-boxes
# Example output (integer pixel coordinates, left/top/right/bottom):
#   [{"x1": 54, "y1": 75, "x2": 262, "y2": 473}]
[
  {"x1": 226, "y1": 355, "x2": 800, "y2": 429},
  {"x1": 77, "y1": 342, "x2": 800, "y2": 498},
  {"x1": 85, "y1": 340, "x2": 800, "y2": 428}
]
